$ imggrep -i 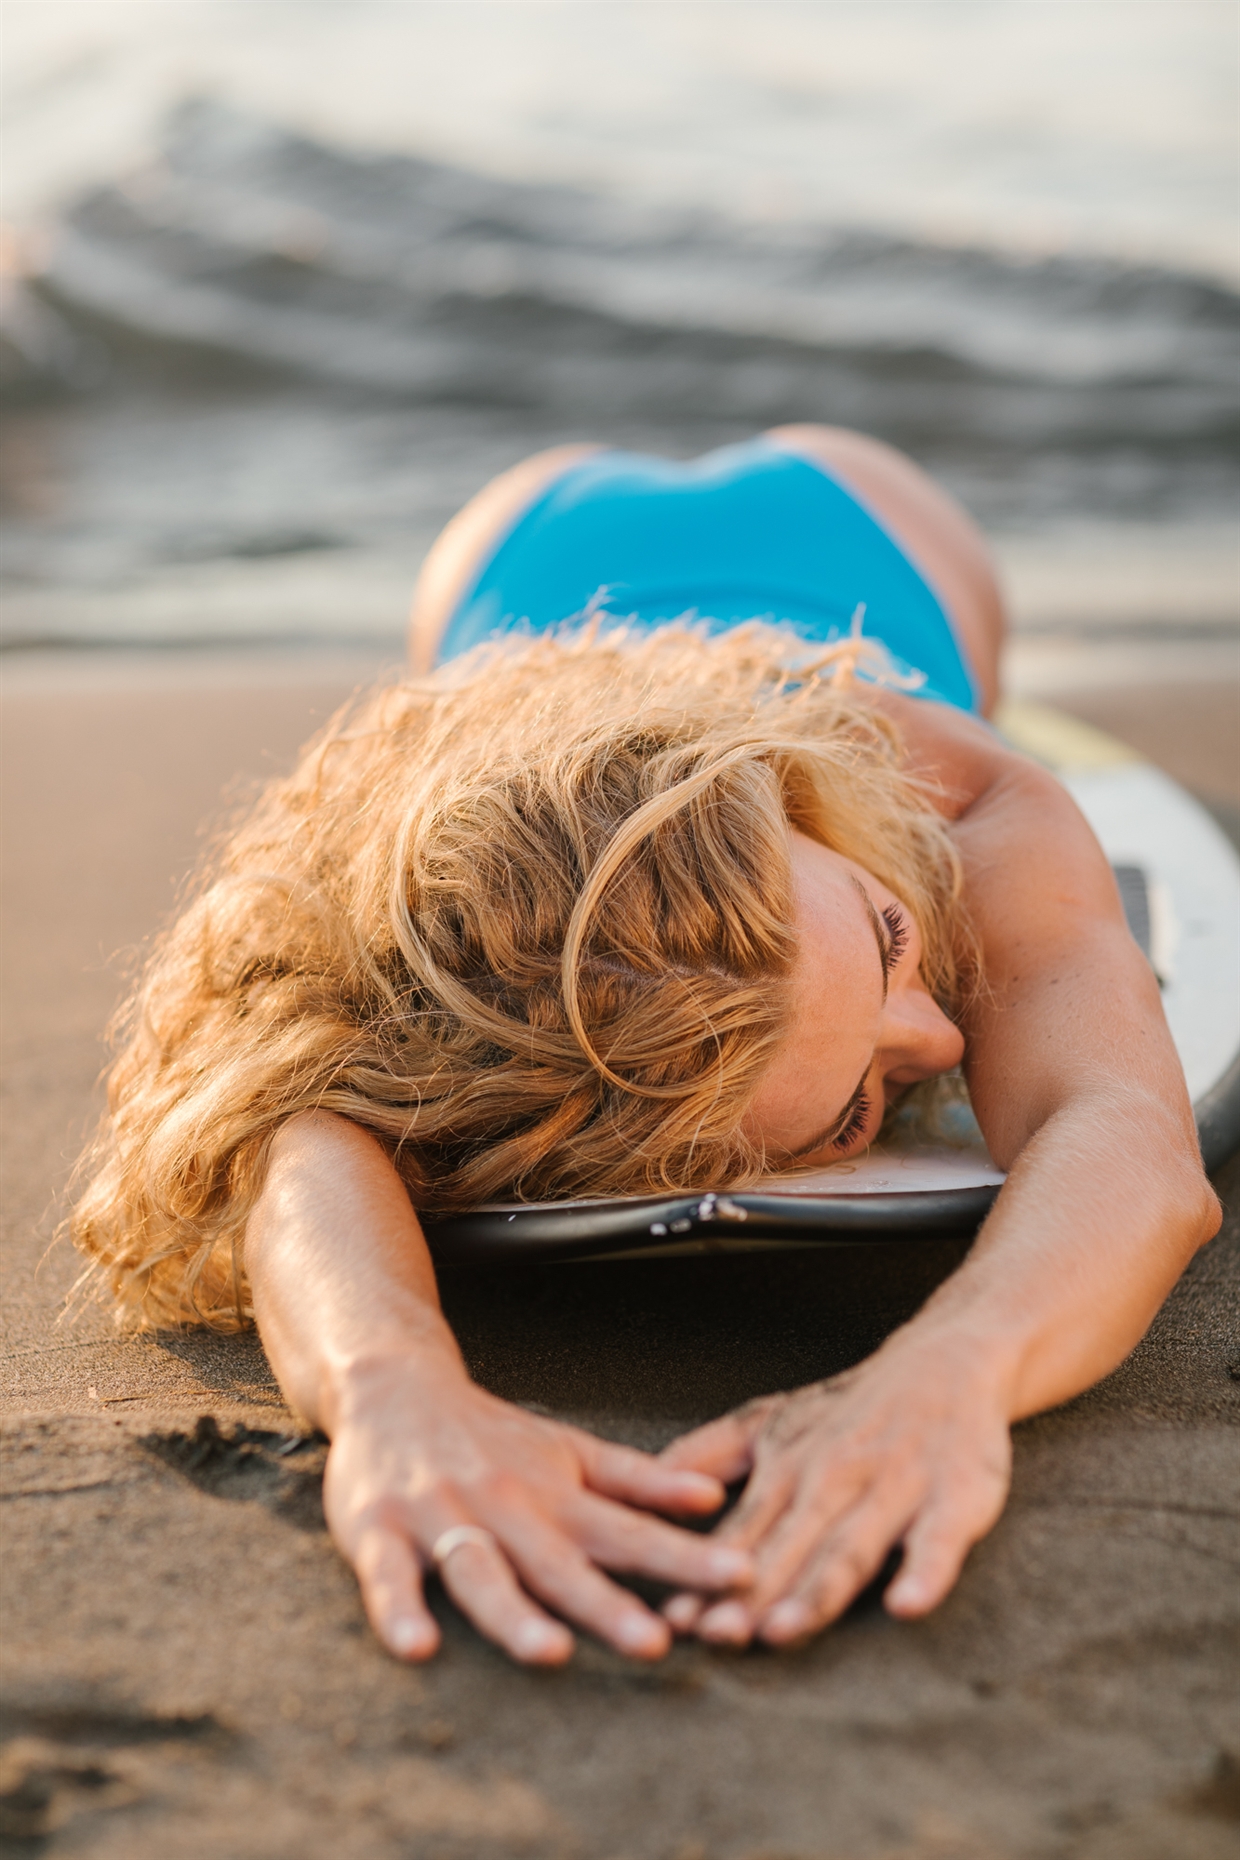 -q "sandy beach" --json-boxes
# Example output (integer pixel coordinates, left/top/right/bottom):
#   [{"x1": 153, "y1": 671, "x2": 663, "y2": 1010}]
[
  {"x1": 1, "y1": 654, "x2": 1237, "y2": 1859},
  {"x1": 2, "y1": 5, "x2": 1238, "y2": 1849}
]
